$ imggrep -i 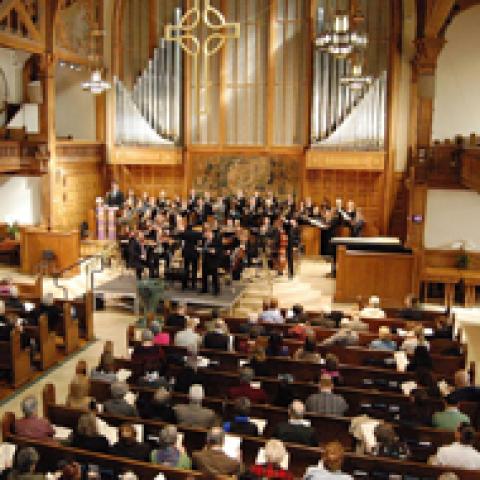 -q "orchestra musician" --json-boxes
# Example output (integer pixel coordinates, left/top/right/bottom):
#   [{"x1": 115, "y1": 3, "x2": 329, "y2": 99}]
[{"x1": 107, "y1": 187, "x2": 367, "y2": 288}]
